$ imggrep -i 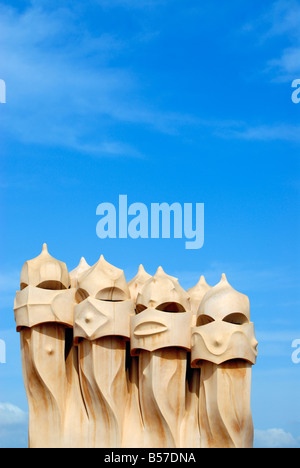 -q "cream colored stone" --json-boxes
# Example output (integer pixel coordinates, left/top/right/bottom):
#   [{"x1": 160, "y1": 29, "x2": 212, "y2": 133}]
[
  {"x1": 77, "y1": 254, "x2": 130, "y2": 301},
  {"x1": 74, "y1": 297, "x2": 133, "y2": 343},
  {"x1": 69, "y1": 257, "x2": 90, "y2": 289},
  {"x1": 136, "y1": 266, "x2": 190, "y2": 313},
  {"x1": 130, "y1": 308, "x2": 192, "y2": 355},
  {"x1": 191, "y1": 273, "x2": 258, "y2": 366},
  {"x1": 133, "y1": 267, "x2": 191, "y2": 448},
  {"x1": 198, "y1": 361, "x2": 254, "y2": 448},
  {"x1": 14, "y1": 248, "x2": 258, "y2": 449},
  {"x1": 14, "y1": 286, "x2": 75, "y2": 331},
  {"x1": 19, "y1": 324, "x2": 67, "y2": 448},
  {"x1": 75, "y1": 255, "x2": 133, "y2": 448},
  {"x1": 187, "y1": 275, "x2": 211, "y2": 316},
  {"x1": 20, "y1": 243, "x2": 70, "y2": 290},
  {"x1": 122, "y1": 353, "x2": 144, "y2": 448},
  {"x1": 15, "y1": 245, "x2": 88, "y2": 448},
  {"x1": 180, "y1": 365, "x2": 201, "y2": 448},
  {"x1": 77, "y1": 336, "x2": 128, "y2": 448},
  {"x1": 122, "y1": 265, "x2": 150, "y2": 448},
  {"x1": 191, "y1": 273, "x2": 258, "y2": 448},
  {"x1": 128, "y1": 264, "x2": 151, "y2": 304}
]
